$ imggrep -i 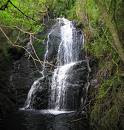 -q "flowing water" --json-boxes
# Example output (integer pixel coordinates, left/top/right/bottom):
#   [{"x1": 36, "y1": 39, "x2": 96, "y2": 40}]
[
  {"x1": 49, "y1": 18, "x2": 82, "y2": 110},
  {"x1": 23, "y1": 18, "x2": 83, "y2": 112},
  {"x1": 1, "y1": 18, "x2": 88, "y2": 130},
  {"x1": 23, "y1": 29, "x2": 54, "y2": 109}
]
